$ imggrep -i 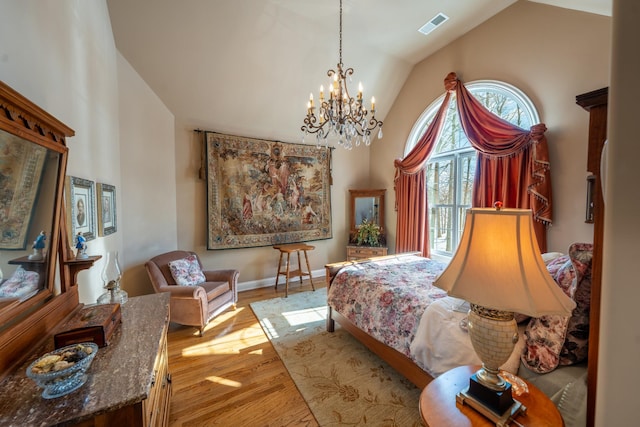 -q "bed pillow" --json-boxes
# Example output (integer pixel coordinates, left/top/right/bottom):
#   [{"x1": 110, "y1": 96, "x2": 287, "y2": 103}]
[
  {"x1": 168, "y1": 254, "x2": 206, "y2": 286},
  {"x1": 559, "y1": 243, "x2": 593, "y2": 366},
  {"x1": 521, "y1": 254, "x2": 575, "y2": 373},
  {"x1": 521, "y1": 244, "x2": 593, "y2": 374}
]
